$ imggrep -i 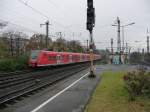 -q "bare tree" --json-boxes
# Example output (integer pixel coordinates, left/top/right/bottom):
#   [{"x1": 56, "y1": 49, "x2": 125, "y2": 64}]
[{"x1": 26, "y1": 34, "x2": 52, "y2": 50}]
